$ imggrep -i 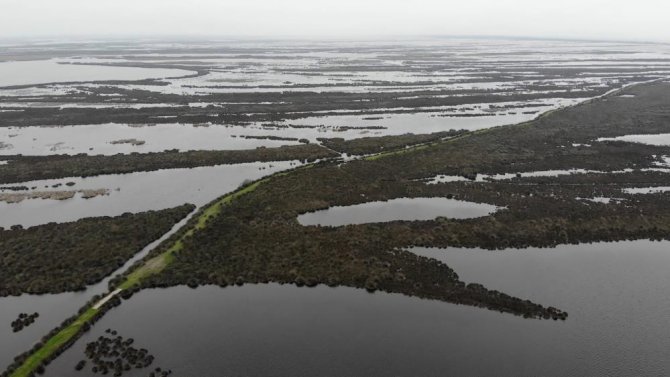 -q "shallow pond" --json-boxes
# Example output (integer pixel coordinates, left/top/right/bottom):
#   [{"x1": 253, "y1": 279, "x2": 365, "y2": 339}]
[
  {"x1": 297, "y1": 197, "x2": 499, "y2": 227},
  {"x1": 0, "y1": 113, "x2": 530, "y2": 156},
  {"x1": 0, "y1": 161, "x2": 298, "y2": 228},
  {"x1": 41, "y1": 239, "x2": 670, "y2": 377}
]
